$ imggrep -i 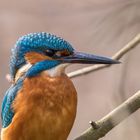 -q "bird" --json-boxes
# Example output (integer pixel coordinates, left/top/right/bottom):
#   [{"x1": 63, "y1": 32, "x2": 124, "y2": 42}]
[{"x1": 1, "y1": 32, "x2": 119, "y2": 140}]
